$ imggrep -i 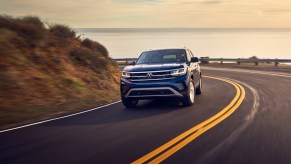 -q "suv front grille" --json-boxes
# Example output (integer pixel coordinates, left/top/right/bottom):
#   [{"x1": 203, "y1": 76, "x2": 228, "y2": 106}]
[{"x1": 129, "y1": 70, "x2": 172, "y2": 81}]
